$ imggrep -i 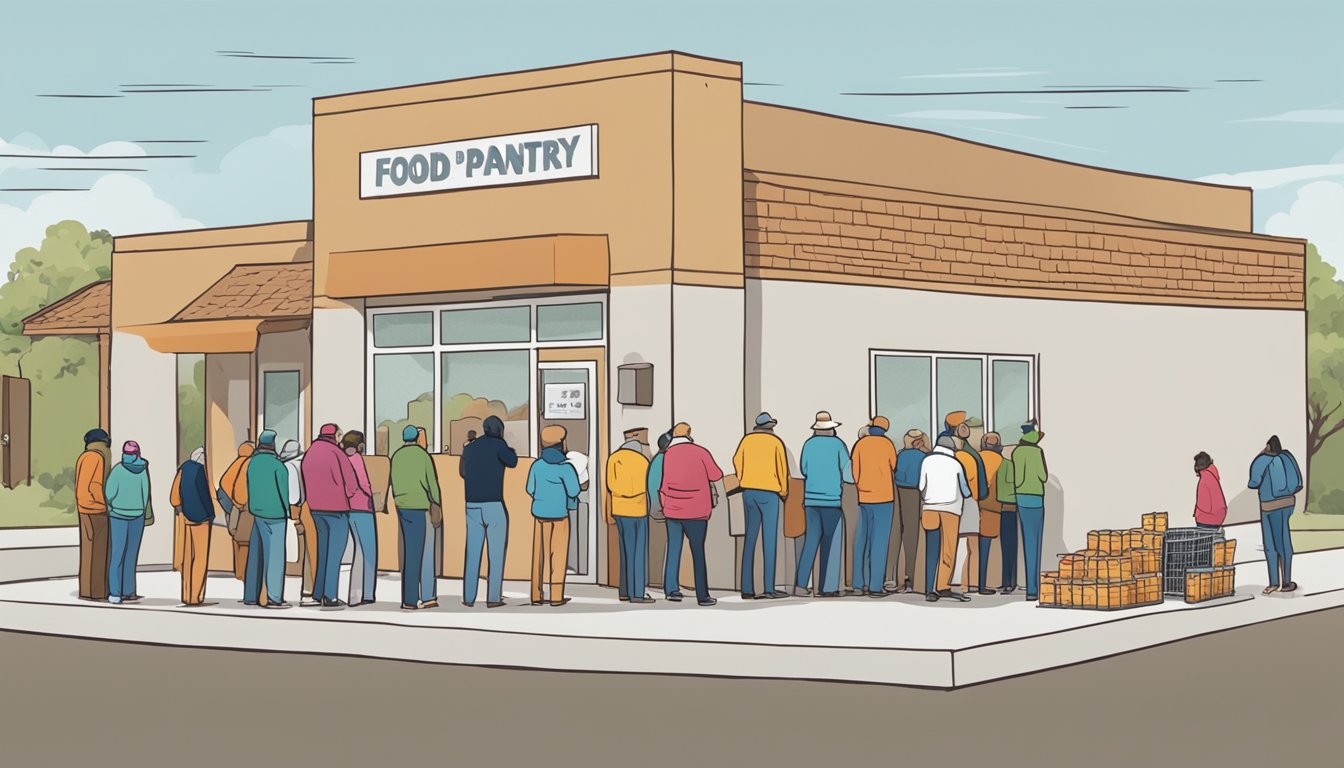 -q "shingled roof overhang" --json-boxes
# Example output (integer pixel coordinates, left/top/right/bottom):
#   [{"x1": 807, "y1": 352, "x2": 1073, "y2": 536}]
[
  {"x1": 129, "y1": 263, "x2": 313, "y2": 353},
  {"x1": 22, "y1": 280, "x2": 111, "y2": 336}
]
